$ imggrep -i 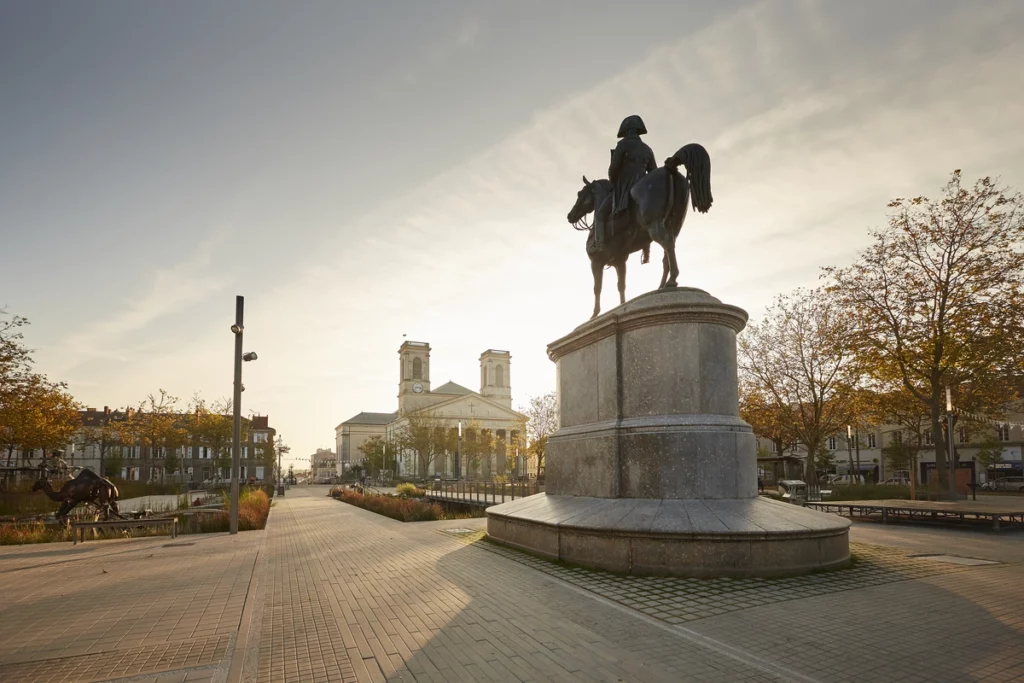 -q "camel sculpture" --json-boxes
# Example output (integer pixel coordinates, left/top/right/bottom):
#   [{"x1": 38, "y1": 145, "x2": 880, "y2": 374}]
[{"x1": 32, "y1": 469, "x2": 123, "y2": 521}]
